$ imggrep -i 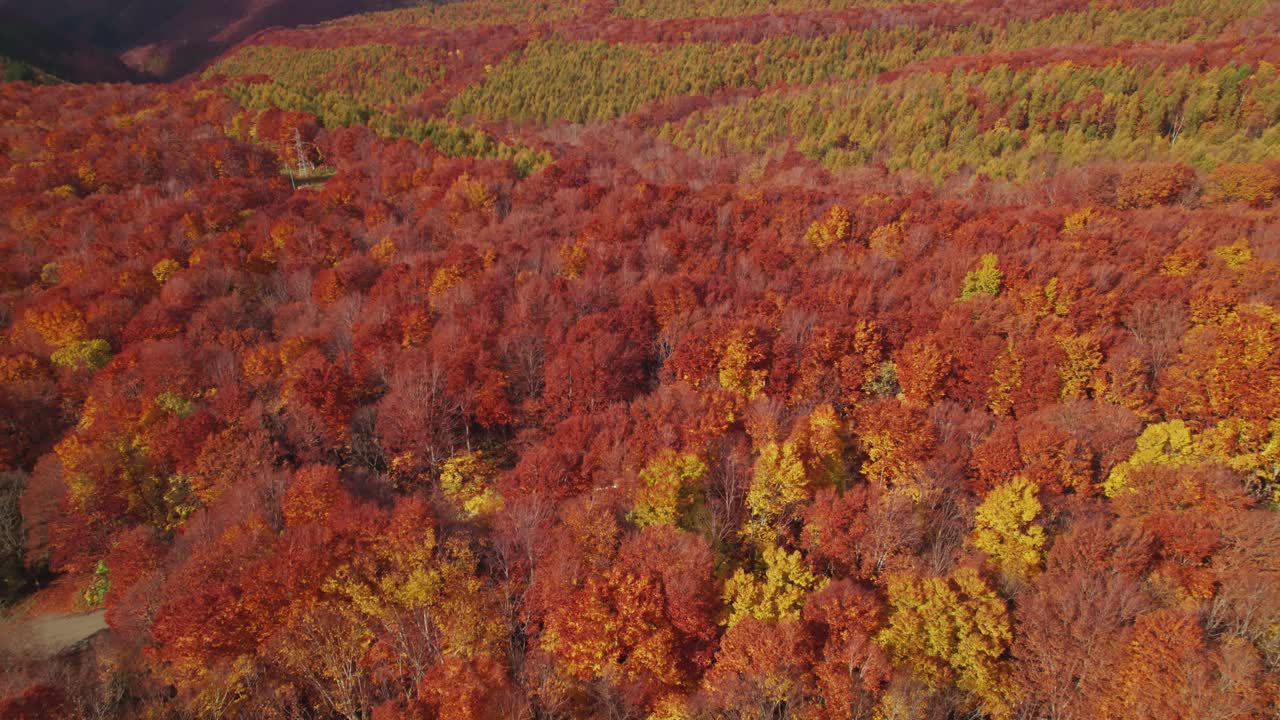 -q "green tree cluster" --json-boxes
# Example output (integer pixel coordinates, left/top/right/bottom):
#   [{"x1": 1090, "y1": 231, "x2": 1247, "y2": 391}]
[
  {"x1": 205, "y1": 44, "x2": 550, "y2": 173},
  {"x1": 453, "y1": 0, "x2": 1269, "y2": 126},
  {"x1": 664, "y1": 60, "x2": 1280, "y2": 182}
]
